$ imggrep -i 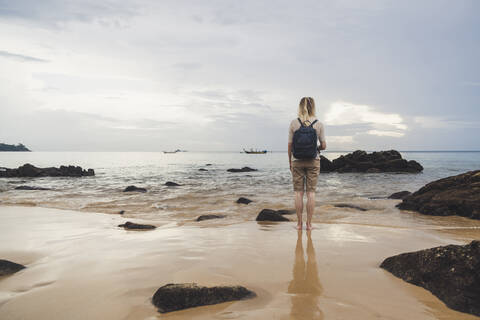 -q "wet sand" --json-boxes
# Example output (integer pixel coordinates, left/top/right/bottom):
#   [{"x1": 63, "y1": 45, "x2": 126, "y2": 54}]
[{"x1": 0, "y1": 206, "x2": 479, "y2": 320}]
